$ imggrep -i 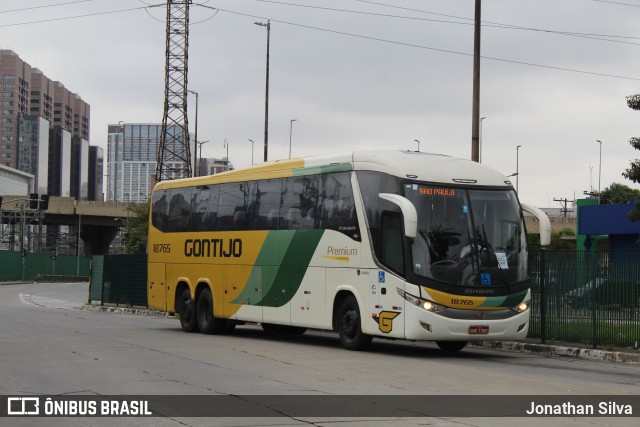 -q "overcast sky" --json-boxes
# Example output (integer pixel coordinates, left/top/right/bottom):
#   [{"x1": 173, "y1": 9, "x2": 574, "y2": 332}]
[{"x1": 2, "y1": 0, "x2": 640, "y2": 207}]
